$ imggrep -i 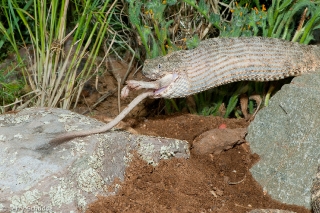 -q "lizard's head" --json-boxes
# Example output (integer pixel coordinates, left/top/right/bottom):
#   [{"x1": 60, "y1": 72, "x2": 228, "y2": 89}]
[{"x1": 142, "y1": 52, "x2": 184, "y2": 80}]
